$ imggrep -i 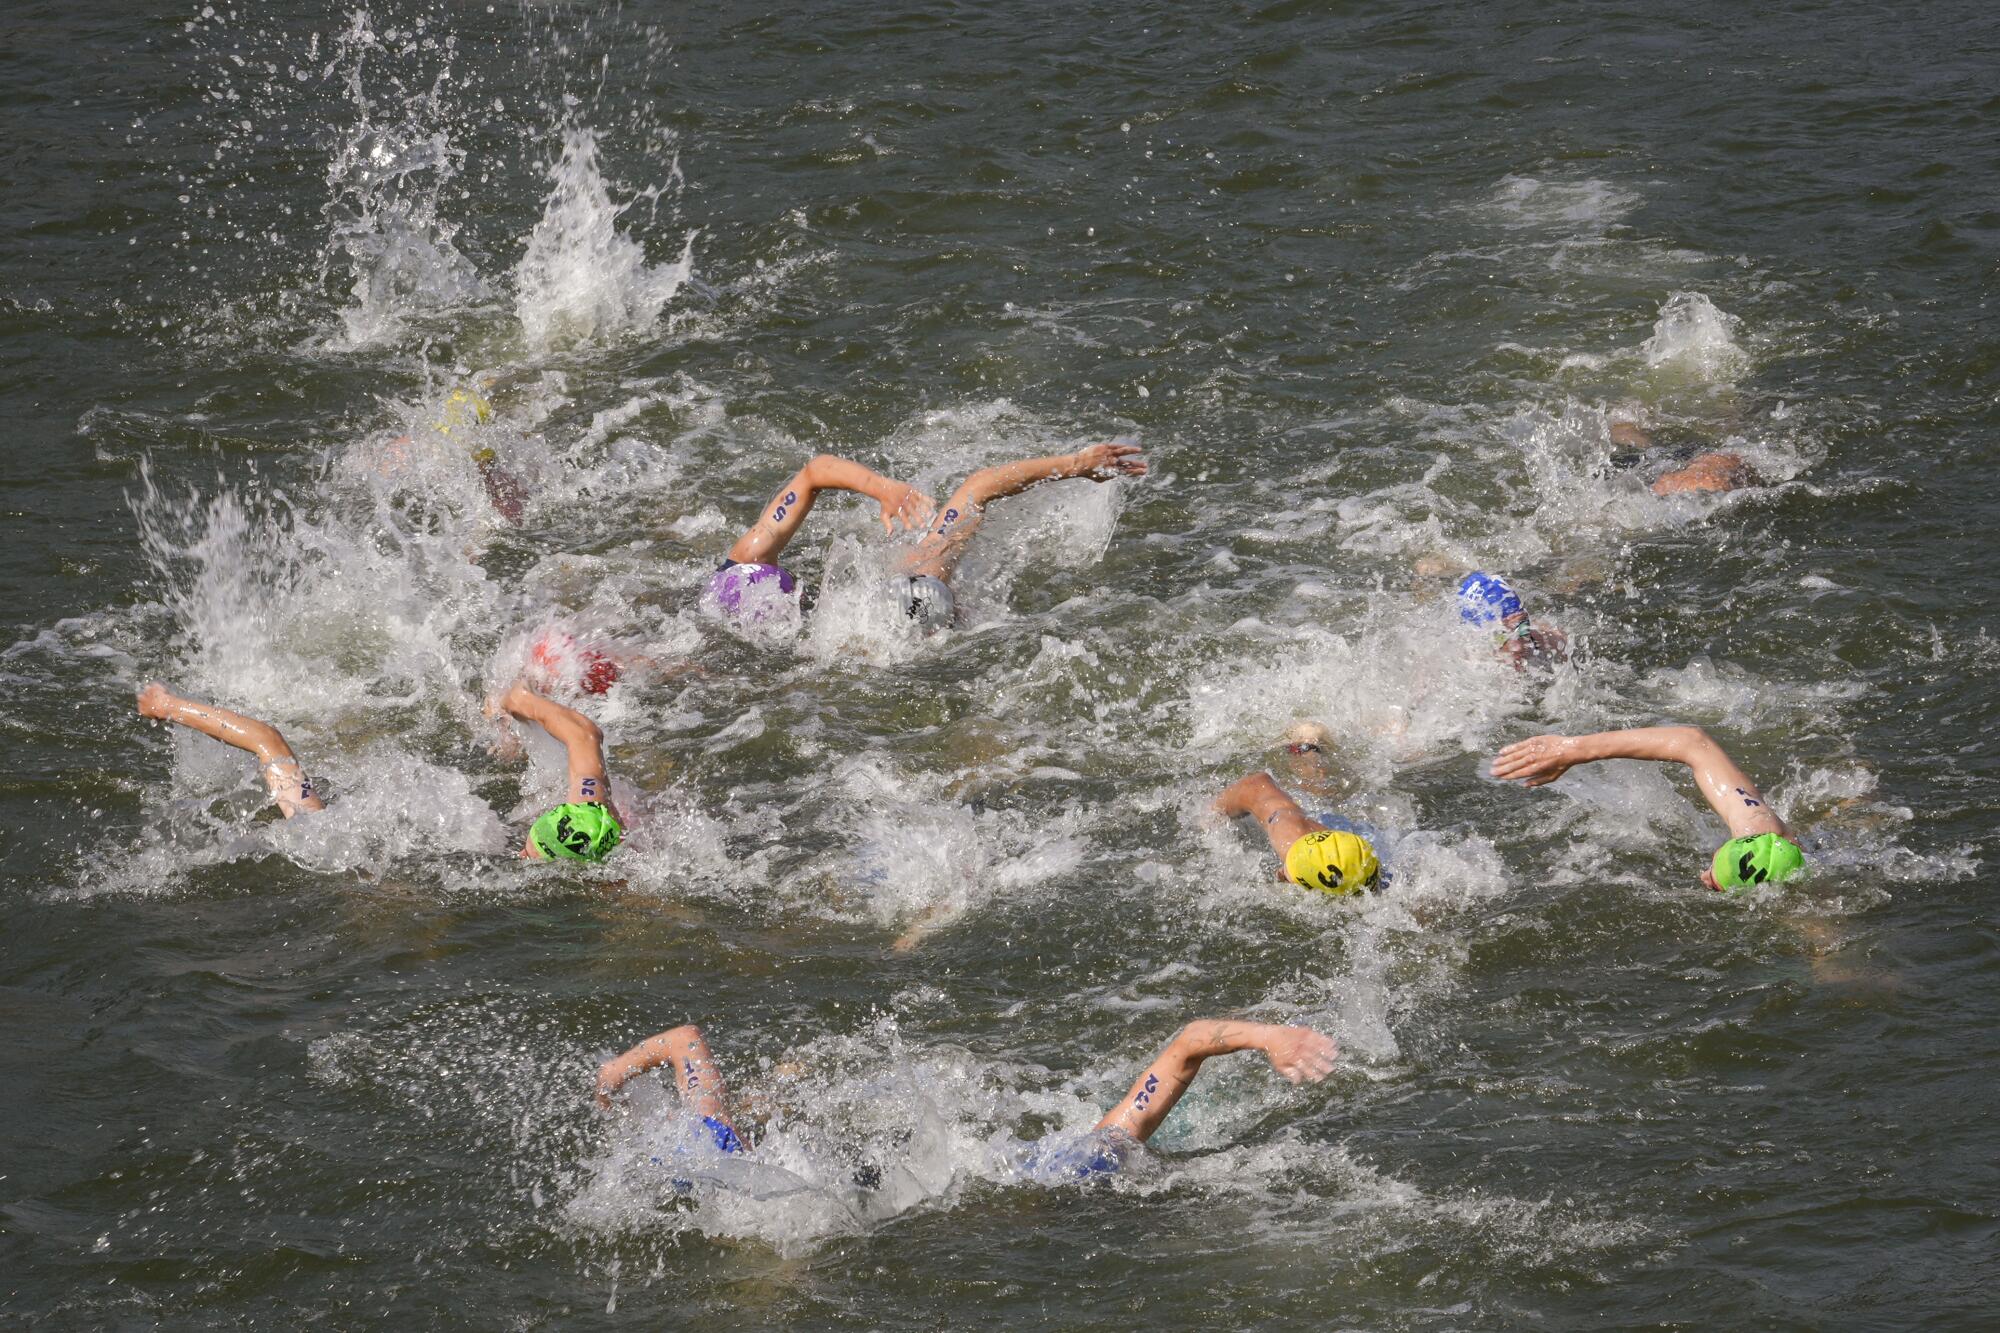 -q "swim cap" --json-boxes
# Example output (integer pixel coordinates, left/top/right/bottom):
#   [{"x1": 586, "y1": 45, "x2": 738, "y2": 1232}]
[
  {"x1": 701, "y1": 1115, "x2": 744, "y2": 1155},
  {"x1": 434, "y1": 388, "x2": 492, "y2": 436},
  {"x1": 528, "y1": 630, "x2": 622, "y2": 695},
  {"x1": 706, "y1": 561, "x2": 798, "y2": 622},
  {"x1": 1458, "y1": 571, "x2": 1524, "y2": 624},
  {"x1": 1284, "y1": 827, "x2": 1381, "y2": 896},
  {"x1": 1710, "y1": 833, "x2": 1804, "y2": 893},
  {"x1": 529, "y1": 801, "x2": 622, "y2": 862},
  {"x1": 896, "y1": 574, "x2": 956, "y2": 629}
]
